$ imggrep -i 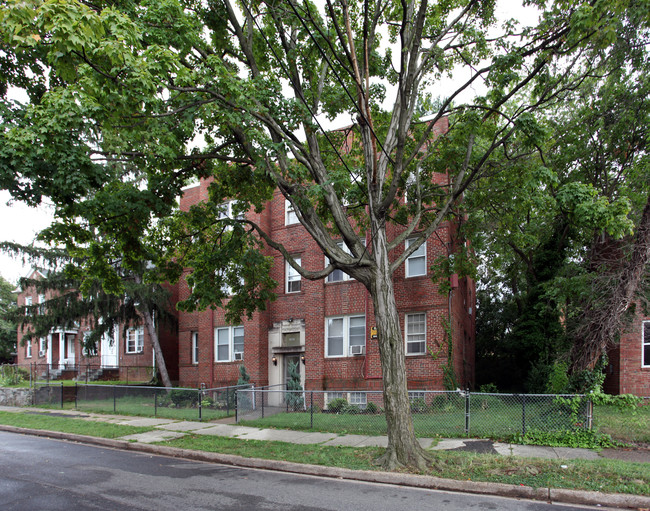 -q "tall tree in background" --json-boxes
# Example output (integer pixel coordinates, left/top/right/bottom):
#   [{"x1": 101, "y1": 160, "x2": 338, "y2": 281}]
[
  {"x1": 0, "y1": 275, "x2": 17, "y2": 363},
  {"x1": 469, "y1": 8, "x2": 650, "y2": 391},
  {"x1": 0, "y1": 0, "x2": 644, "y2": 468}
]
